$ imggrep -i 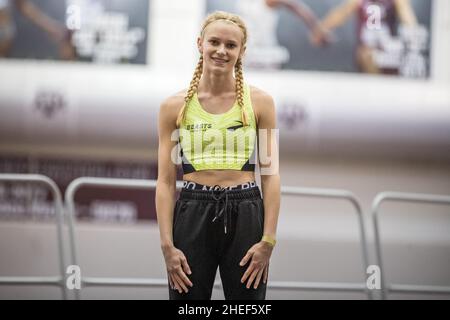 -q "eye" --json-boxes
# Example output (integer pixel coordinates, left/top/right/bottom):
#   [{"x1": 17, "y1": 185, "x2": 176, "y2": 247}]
[
  {"x1": 227, "y1": 43, "x2": 237, "y2": 49},
  {"x1": 209, "y1": 40, "x2": 219, "y2": 45}
]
